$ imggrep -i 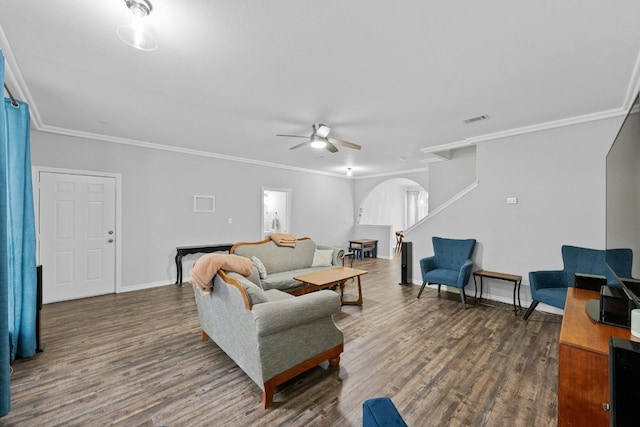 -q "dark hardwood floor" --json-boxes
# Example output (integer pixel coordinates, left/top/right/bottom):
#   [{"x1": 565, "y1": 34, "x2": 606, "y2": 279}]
[{"x1": 4, "y1": 257, "x2": 561, "y2": 426}]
